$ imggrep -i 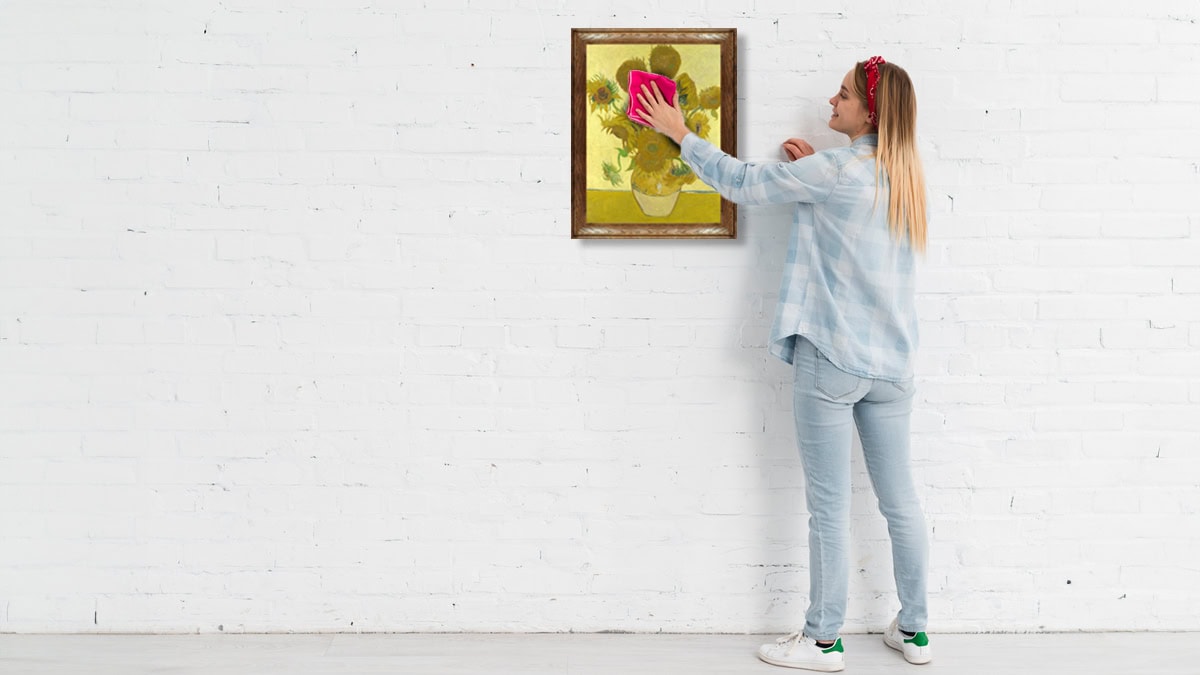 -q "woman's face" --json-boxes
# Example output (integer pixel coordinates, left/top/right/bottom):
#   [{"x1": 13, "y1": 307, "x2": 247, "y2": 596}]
[{"x1": 828, "y1": 68, "x2": 873, "y2": 139}]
